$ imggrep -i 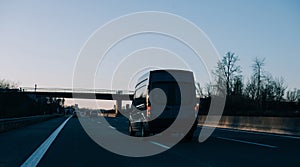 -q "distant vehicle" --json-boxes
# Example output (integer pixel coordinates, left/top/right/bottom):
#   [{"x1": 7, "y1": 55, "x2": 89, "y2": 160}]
[
  {"x1": 129, "y1": 69, "x2": 198, "y2": 140},
  {"x1": 65, "y1": 106, "x2": 75, "y2": 115},
  {"x1": 72, "y1": 111, "x2": 77, "y2": 118},
  {"x1": 90, "y1": 110, "x2": 98, "y2": 117}
]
